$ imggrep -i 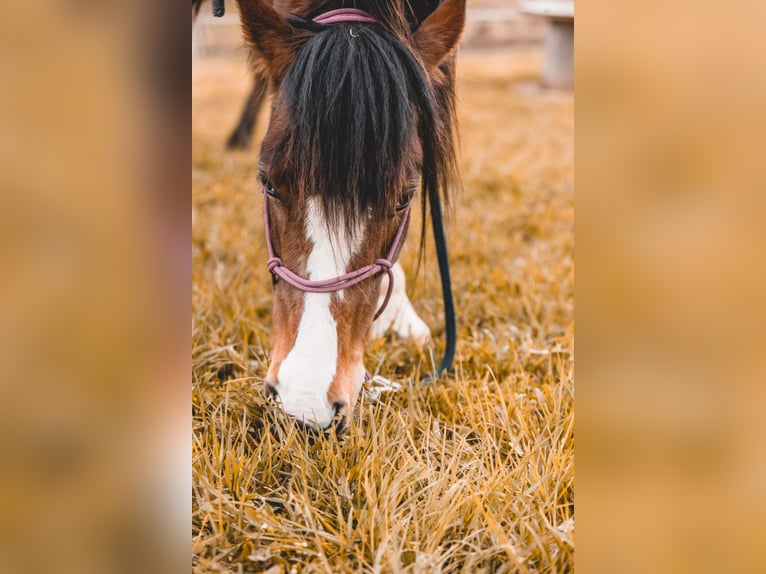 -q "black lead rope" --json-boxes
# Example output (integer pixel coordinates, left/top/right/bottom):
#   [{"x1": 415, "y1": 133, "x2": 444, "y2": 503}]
[
  {"x1": 422, "y1": 193, "x2": 457, "y2": 385},
  {"x1": 212, "y1": 0, "x2": 225, "y2": 18}
]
